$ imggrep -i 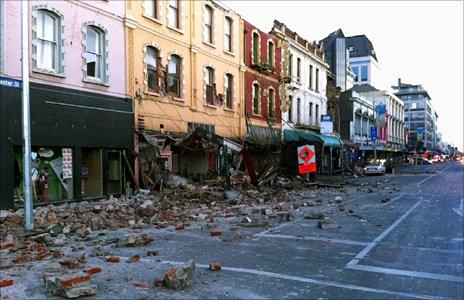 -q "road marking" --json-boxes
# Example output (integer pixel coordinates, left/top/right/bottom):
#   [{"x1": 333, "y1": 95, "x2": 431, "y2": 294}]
[
  {"x1": 416, "y1": 174, "x2": 437, "y2": 186},
  {"x1": 347, "y1": 198, "x2": 420, "y2": 265},
  {"x1": 452, "y1": 198, "x2": 463, "y2": 217},
  {"x1": 159, "y1": 260, "x2": 448, "y2": 299},
  {"x1": 255, "y1": 232, "x2": 368, "y2": 246},
  {"x1": 347, "y1": 264, "x2": 463, "y2": 283}
]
